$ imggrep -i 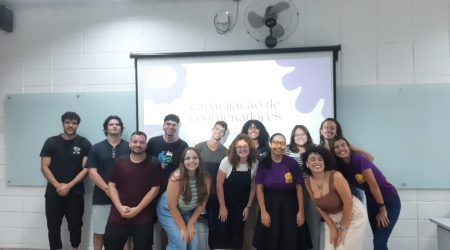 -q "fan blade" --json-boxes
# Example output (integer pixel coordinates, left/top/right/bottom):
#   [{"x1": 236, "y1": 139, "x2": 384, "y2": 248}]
[
  {"x1": 248, "y1": 11, "x2": 265, "y2": 28},
  {"x1": 270, "y1": 1, "x2": 290, "y2": 15},
  {"x1": 264, "y1": 6, "x2": 273, "y2": 19},
  {"x1": 271, "y1": 23, "x2": 285, "y2": 38}
]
